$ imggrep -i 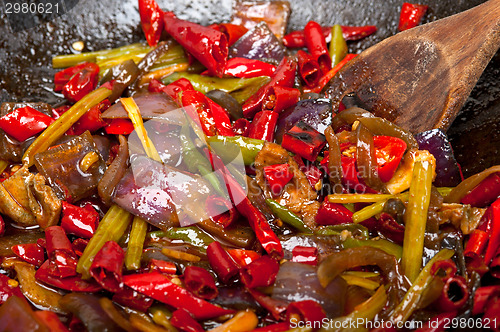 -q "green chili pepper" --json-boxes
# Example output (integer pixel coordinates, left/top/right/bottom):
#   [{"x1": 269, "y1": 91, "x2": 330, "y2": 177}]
[
  {"x1": 148, "y1": 227, "x2": 214, "y2": 251},
  {"x1": 329, "y1": 24, "x2": 348, "y2": 67},
  {"x1": 315, "y1": 224, "x2": 369, "y2": 238},
  {"x1": 206, "y1": 135, "x2": 265, "y2": 166},
  {"x1": 342, "y1": 237, "x2": 403, "y2": 260},
  {"x1": 77, "y1": 204, "x2": 133, "y2": 279},
  {"x1": 197, "y1": 164, "x2": 226, "y2": 197},
  {"x1": 390, "y1": 249, "x2": 455, "y2": 324},
  {"x1": 125, "y1": 216, "x2": 148, "y2": 270},
  {"x1": 179, "y1": 123, "x2": 211, "y2": 173},
  {"x1": 265, "y1": 199, "x2": 312, "y2": 233},
  {"x1": 402, "y1": 160, "x2": 433, "y2": 282},
  {"x1": 162, "y1": 72, "x2": 270, "y2": 103},
  {"x1": 52, "y1": 43, "x2": 150, "y2": 68}
]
